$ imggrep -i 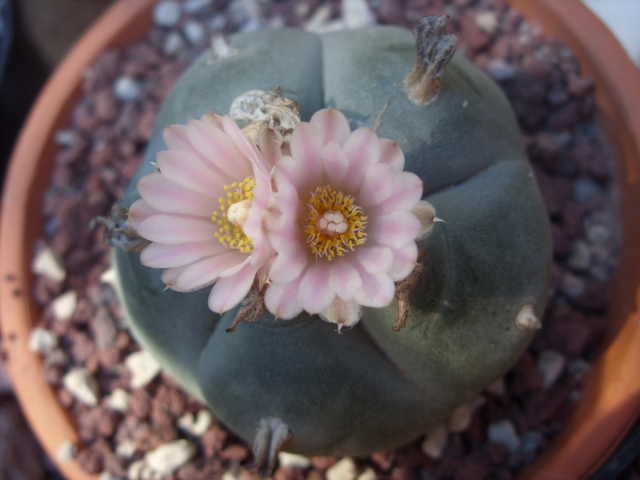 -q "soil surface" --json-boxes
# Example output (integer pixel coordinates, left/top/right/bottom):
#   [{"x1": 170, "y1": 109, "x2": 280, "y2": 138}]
[{"x1": 23, "y1": 0, "x2": 624, "y2": 479}]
